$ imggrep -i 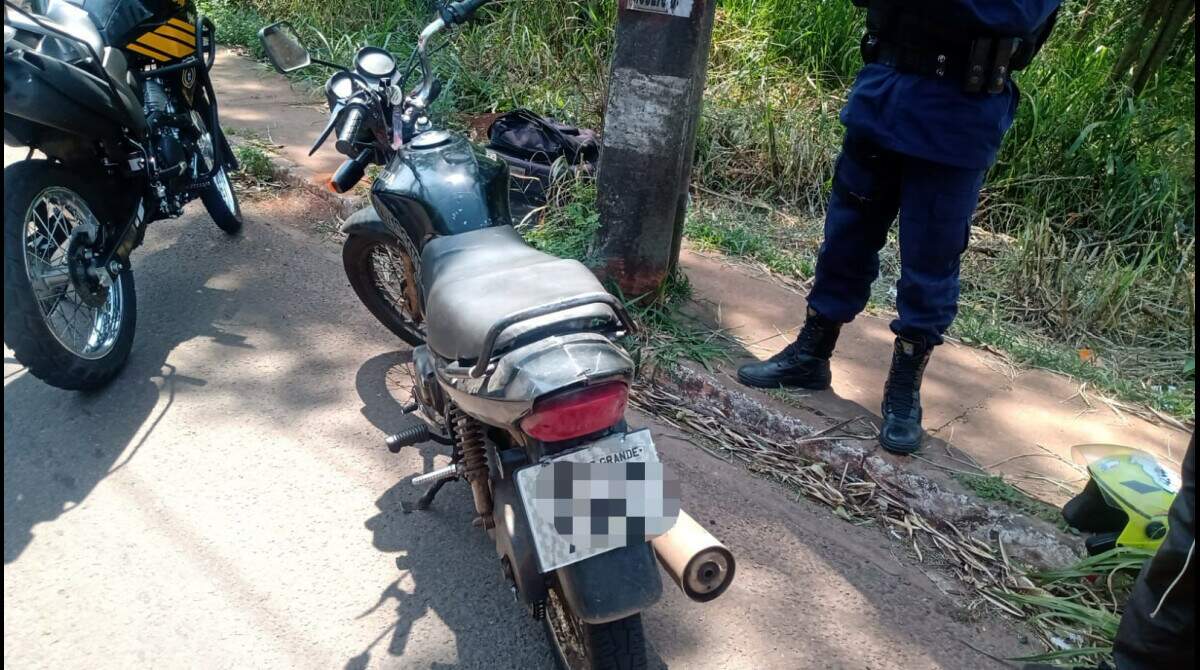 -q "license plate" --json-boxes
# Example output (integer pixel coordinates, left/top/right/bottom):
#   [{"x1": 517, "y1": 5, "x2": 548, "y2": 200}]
[{"x1": 516, "y1": 429, "x2": 680, "y2": 573}]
